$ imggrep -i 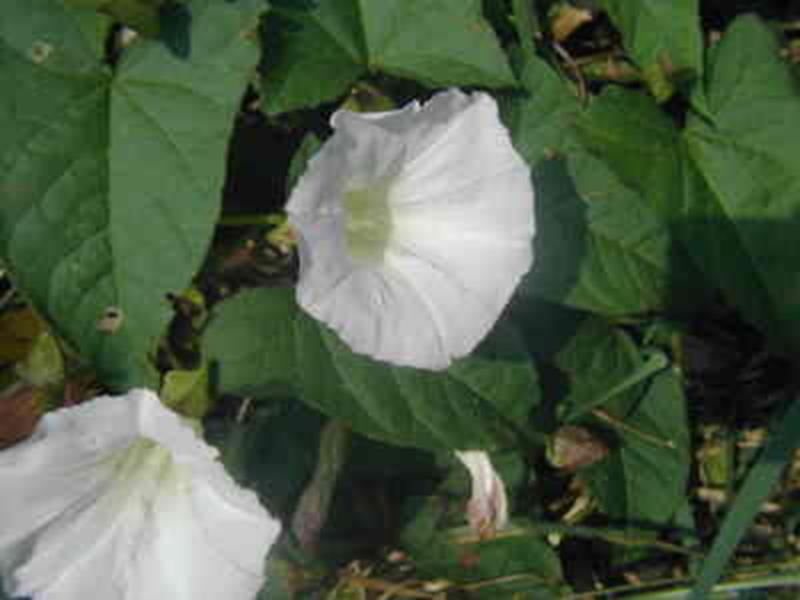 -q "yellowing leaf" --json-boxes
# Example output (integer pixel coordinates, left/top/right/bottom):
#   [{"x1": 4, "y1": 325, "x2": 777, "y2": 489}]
[{"x1": 0, "y1": 307, "x2": 44, "y2": 364}]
